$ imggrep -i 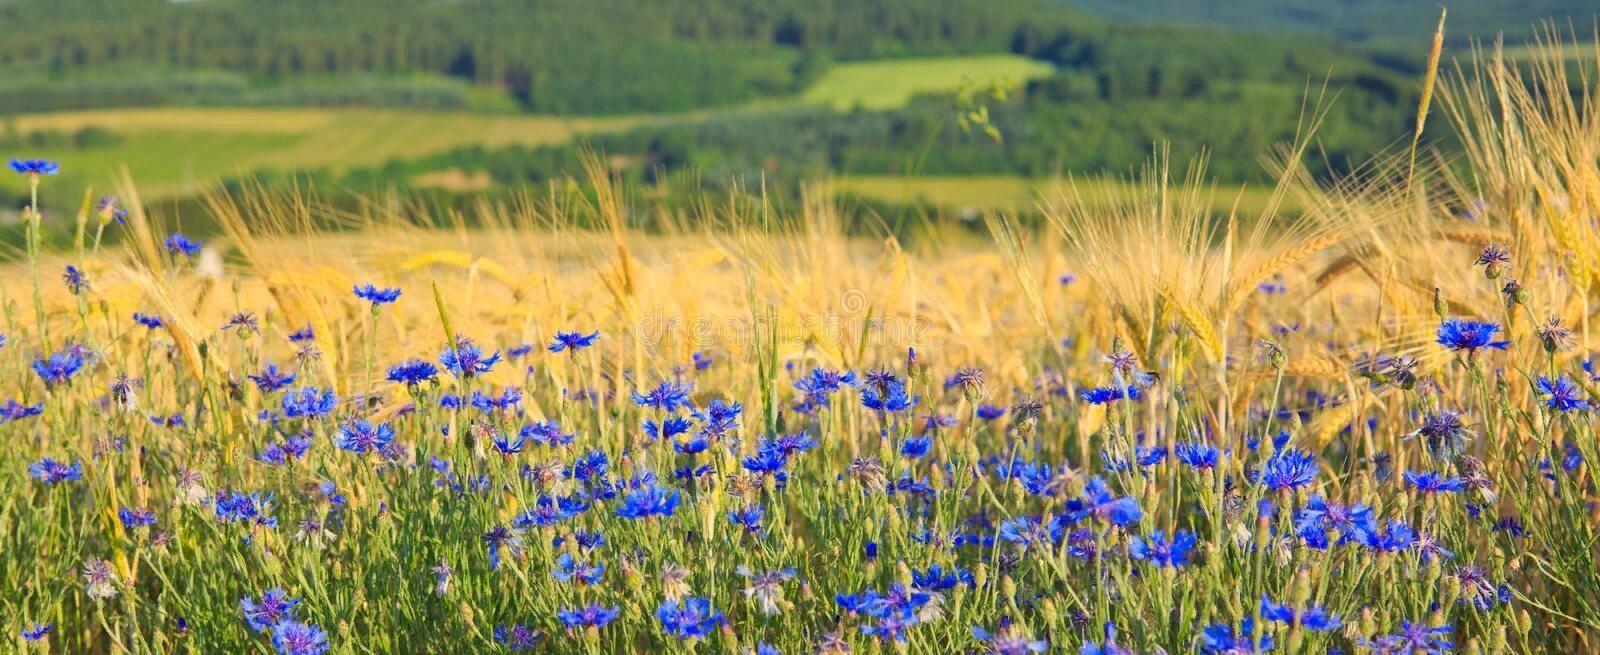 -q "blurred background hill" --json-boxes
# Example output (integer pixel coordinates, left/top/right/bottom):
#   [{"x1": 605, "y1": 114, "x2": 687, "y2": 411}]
[{"x1": 0, "y1": 0, "x2": 1592, "y2": 226}]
